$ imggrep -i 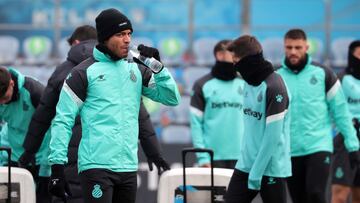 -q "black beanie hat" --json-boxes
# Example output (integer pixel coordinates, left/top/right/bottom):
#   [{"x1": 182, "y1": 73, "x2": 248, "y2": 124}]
[{"x1": 95, "y1": 8, "x2": 133, "y2": 43}]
